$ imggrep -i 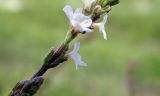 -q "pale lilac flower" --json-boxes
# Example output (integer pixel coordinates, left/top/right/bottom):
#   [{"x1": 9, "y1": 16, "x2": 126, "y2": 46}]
[
  {"x1": 70, "y1": 42, "x2": 87, "y2": 70},
  {"x1": 93, "y1": 14, "x2": 108, "y2": 40},
  {"x1": 63, "y1": 5, "x2": 92, "y2": 32},
  {"x1": 81, "y1": 0, "x2": 95, "y2": 9}
]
